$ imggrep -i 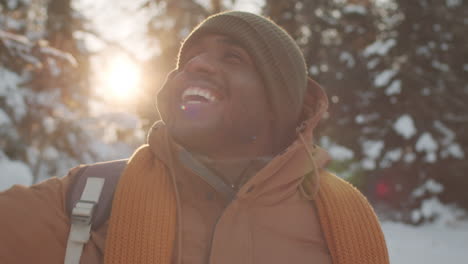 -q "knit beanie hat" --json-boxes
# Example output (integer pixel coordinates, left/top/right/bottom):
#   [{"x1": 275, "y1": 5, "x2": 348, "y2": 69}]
[{"x1": 158, "y1": 11, "x2": 308, "y2": 151}]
